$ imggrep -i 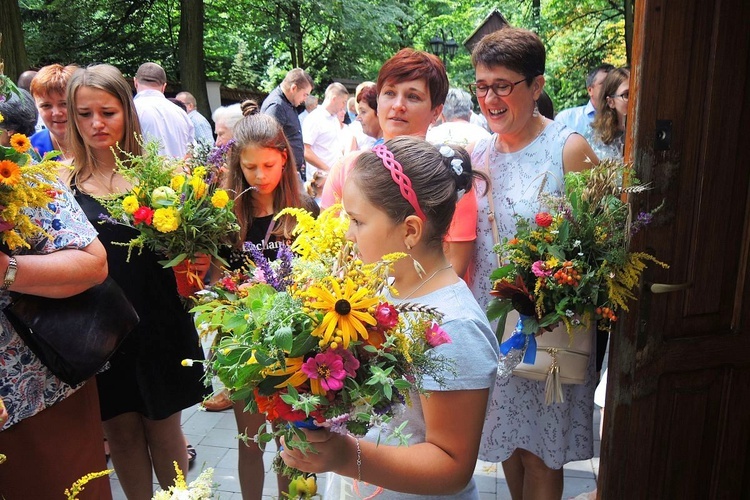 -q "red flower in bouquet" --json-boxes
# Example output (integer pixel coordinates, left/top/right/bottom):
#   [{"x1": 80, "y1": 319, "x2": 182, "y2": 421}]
[
  {"x1": 374, "y1": 302, "x2": 399, "y2": 329},
  {"x1": 534, "y1": 212, "x2": 553, "y2": 227},
  {"x1": 133, "y1": 206, "x2": 154, "y2": 226},
  {"x1": 255, "y1": 389, "x2": 308, "y2": 422}
]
